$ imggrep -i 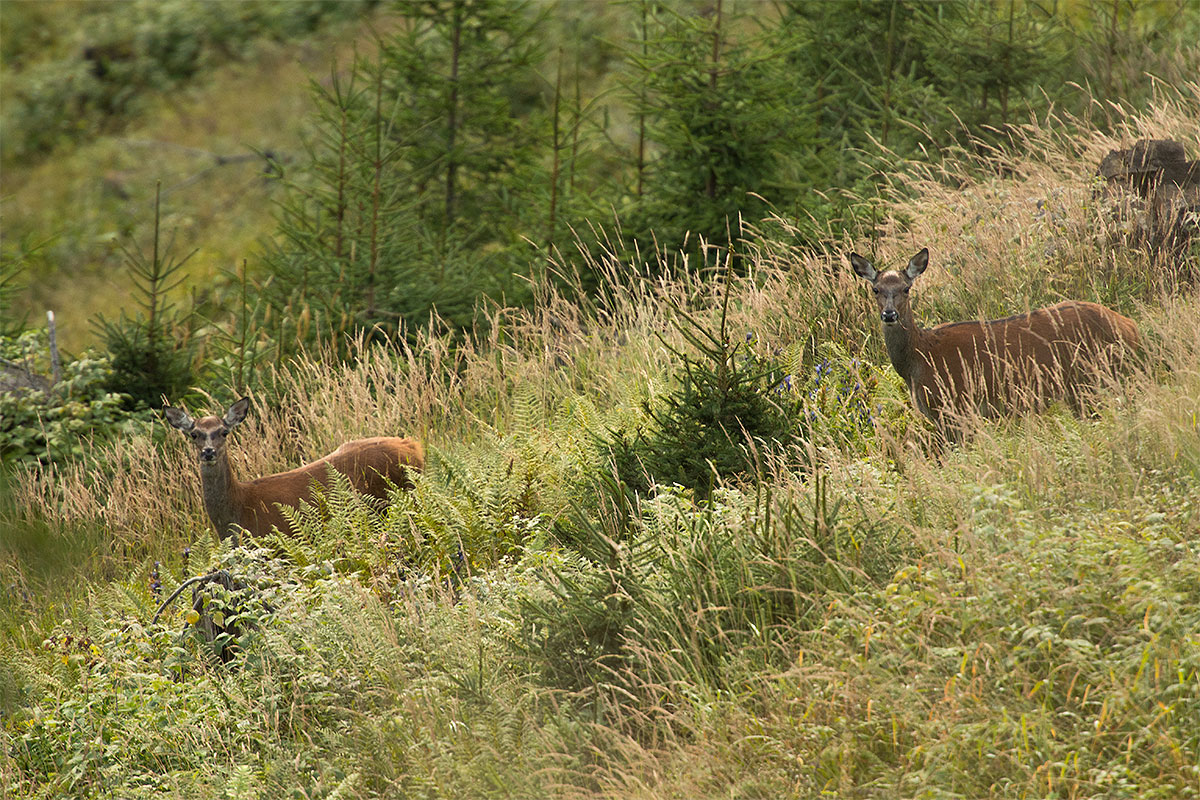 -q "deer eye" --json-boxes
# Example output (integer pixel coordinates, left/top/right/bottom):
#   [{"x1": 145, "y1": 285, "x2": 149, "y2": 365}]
[
  {"x1": 191, "y1": 432, "x2": 202, "y2": 440},
  {"x1": 872, "y1": 288, "x2": 881, "y2": 295}
]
